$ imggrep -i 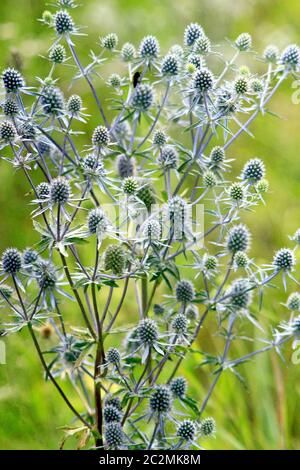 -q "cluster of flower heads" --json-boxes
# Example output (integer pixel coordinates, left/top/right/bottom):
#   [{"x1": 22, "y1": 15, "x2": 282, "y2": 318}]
[{"x1": 0, "y1": 1, "x2": 299, "y2": 451}]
